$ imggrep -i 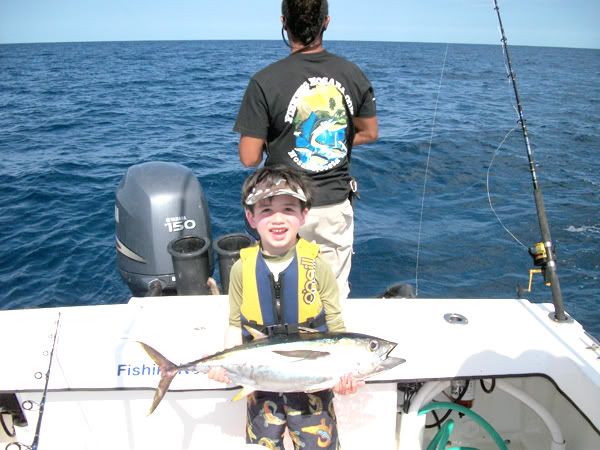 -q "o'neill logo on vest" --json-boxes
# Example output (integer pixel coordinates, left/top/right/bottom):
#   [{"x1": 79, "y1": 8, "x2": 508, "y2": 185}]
[
  {"x1": 285, "y1": 77, "x2": 353, "y2": 173},
  {"x1": 300, "y1": 256, "x2": 317, "y2": 305}
]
